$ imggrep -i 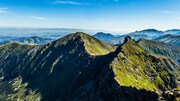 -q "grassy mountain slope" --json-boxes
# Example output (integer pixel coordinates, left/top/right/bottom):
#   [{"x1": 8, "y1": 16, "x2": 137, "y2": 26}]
[
  {"x1": 111, "y1": 37, "x2": 179, "y2": 91},
  {"x1": 0, "y1": 32, "x2": 179, "y2": 101},
  {"x1": 138, "y1": 39, "x2": 180, "y2": 64},
  {"x1": 80, "y1": 33, "x2": 115, "y2": 55}
]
